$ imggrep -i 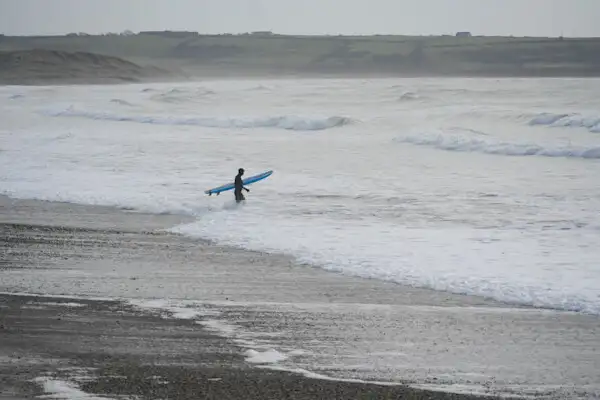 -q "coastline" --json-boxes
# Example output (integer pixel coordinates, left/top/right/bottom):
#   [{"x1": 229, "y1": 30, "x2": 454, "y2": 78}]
[
  {"x1": 0, "y1": 293, "x2": 492, "y2": 400},
  {"x1": 3, "y1": 33, "x2": 600, "y2": 84},
  {"x1": 1, "y1": 196, "x2": 599, "y2": 399}
]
